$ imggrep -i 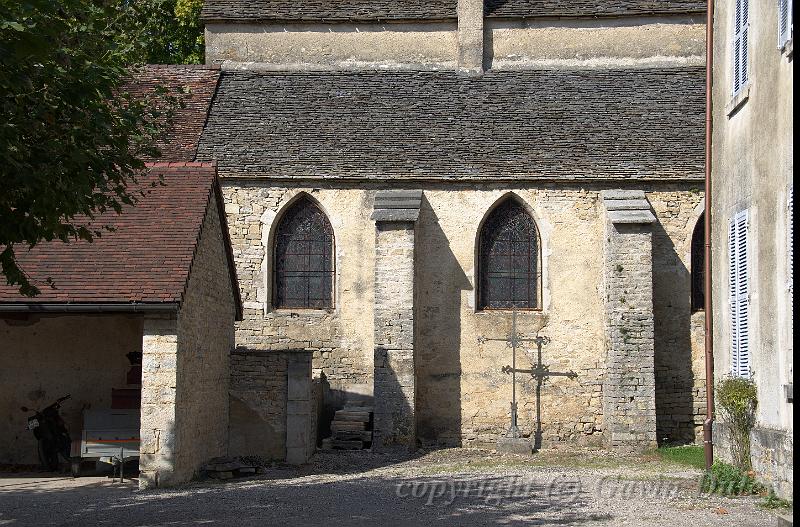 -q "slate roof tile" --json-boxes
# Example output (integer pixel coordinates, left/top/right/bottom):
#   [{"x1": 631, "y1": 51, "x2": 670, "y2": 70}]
[{"x1": 196, "y1": 68, "x2": 705, "y2": 181}]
